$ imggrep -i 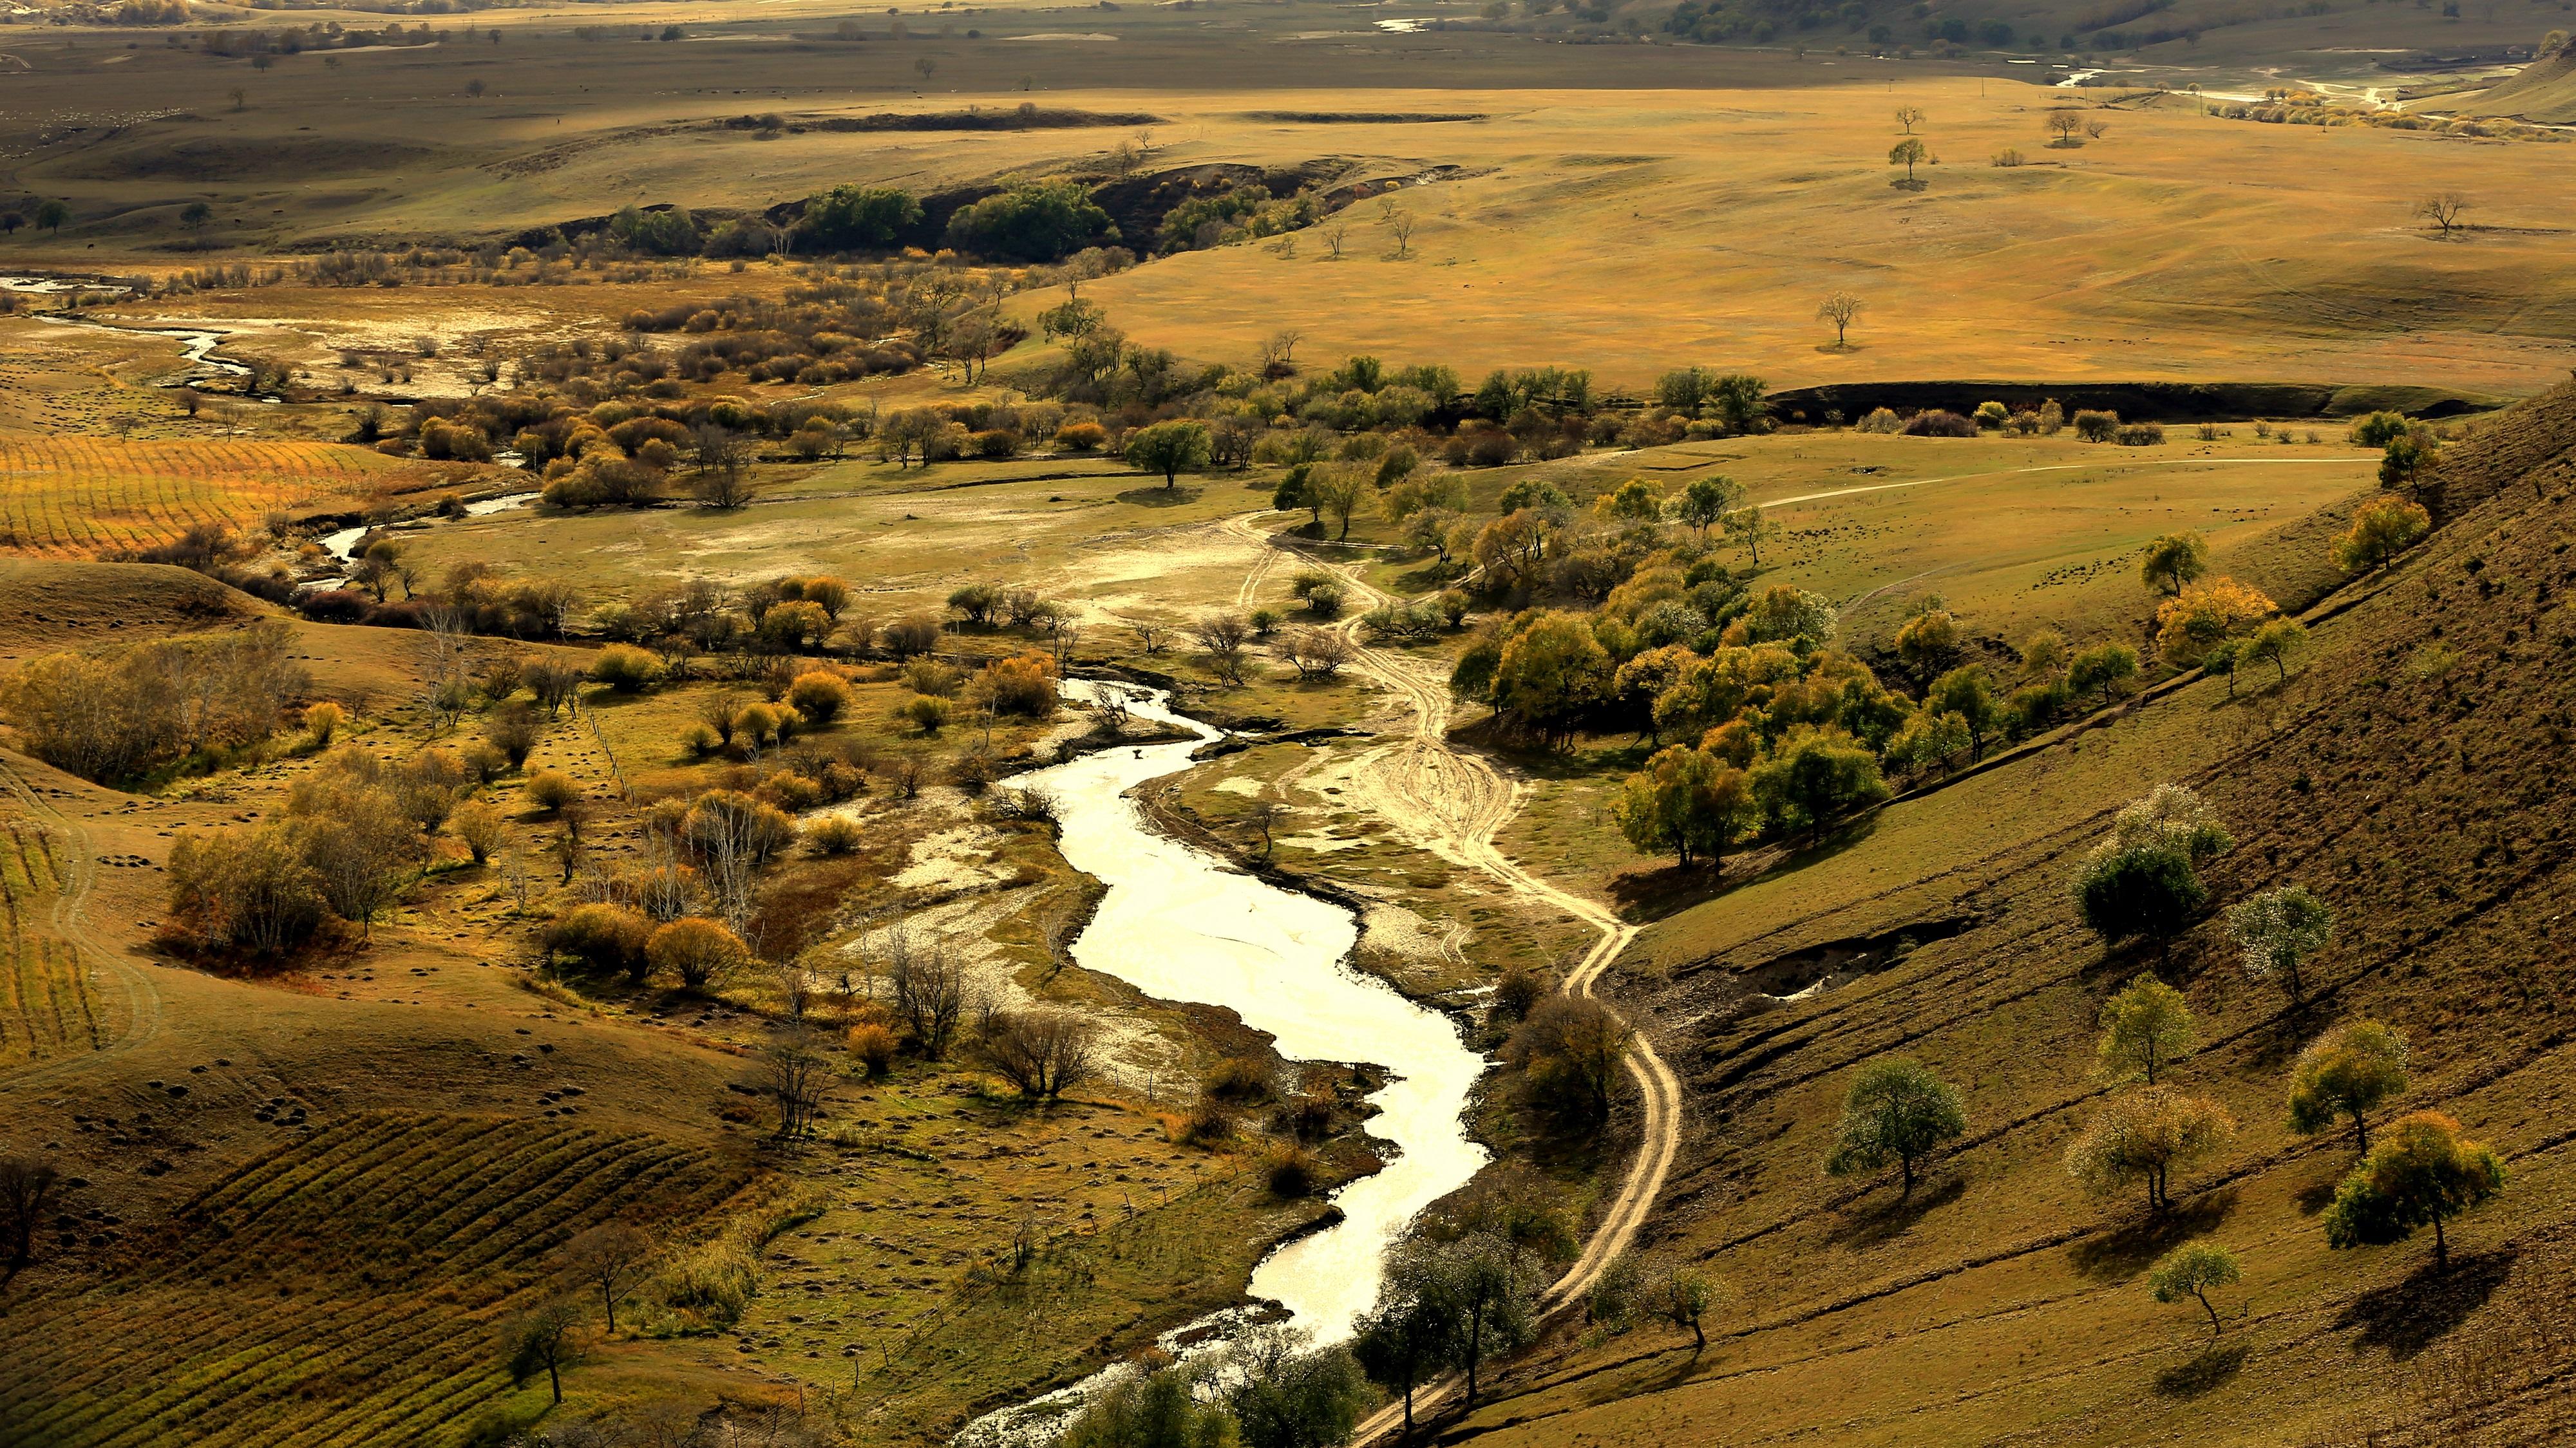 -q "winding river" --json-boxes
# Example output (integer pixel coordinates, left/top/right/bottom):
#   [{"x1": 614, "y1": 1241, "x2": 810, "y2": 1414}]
[{"x1": 960, "y1": 681, "x2": 1489, "y2": 1442}]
